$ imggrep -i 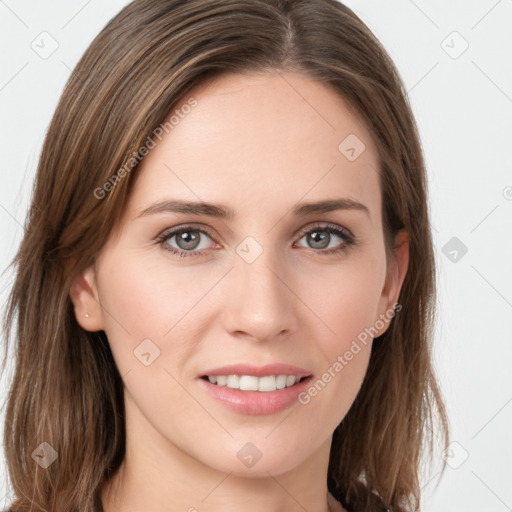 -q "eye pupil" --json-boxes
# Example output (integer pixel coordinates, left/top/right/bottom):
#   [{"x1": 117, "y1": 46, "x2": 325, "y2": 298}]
[
  {"x1": 307, "y1": 230, "x2": 330, "y2": 249},
  {"x1": 177, "y1": 230, "x2": 200, "y2": 250}
]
